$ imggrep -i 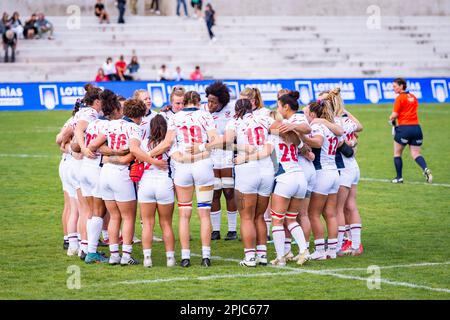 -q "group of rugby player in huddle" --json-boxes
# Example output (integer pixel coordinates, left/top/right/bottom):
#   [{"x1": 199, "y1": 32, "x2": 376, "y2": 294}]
[{"x1": 56, "y1": 81, "x2": 363, "y2": 268}]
